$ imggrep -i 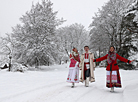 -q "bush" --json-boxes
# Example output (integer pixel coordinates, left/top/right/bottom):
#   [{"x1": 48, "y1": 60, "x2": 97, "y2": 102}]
[{"x1": 11, "y1": 63, "x2": 28, "y2": 72}]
